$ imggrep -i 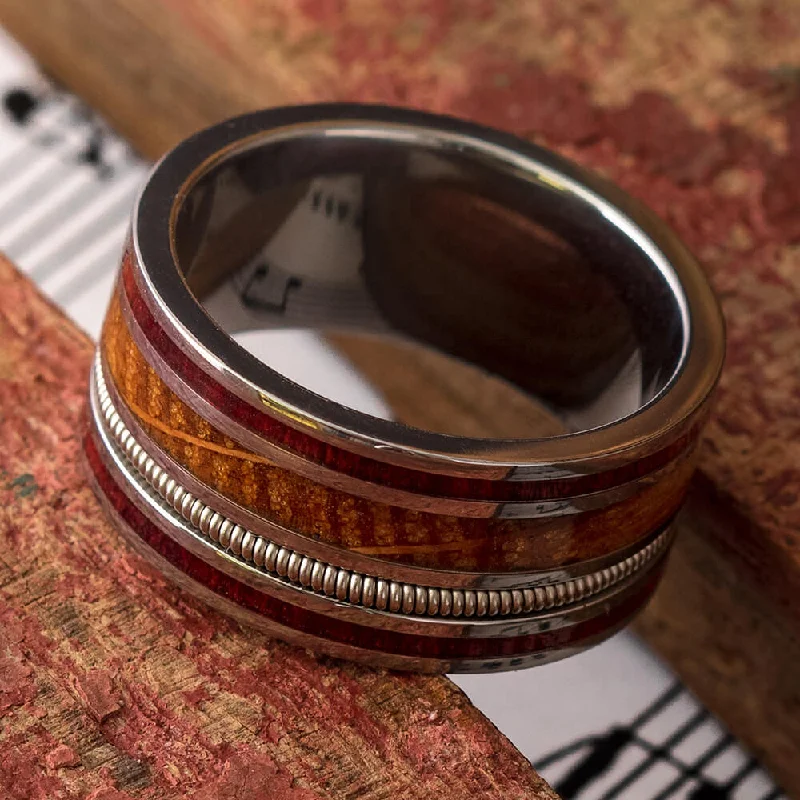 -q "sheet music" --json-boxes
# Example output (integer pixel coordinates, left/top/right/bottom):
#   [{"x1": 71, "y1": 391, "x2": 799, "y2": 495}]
[{"x1": 0, "y1": 27, "x2": 784, "y2": 800}]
